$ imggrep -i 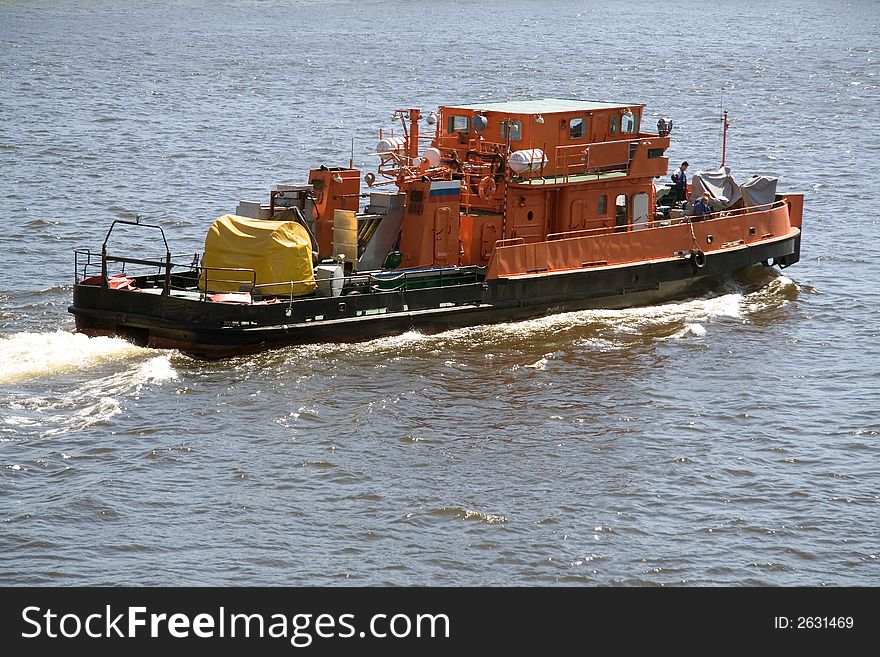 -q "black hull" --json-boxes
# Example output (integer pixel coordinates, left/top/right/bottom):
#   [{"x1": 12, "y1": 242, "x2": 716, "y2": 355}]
[{"x1": 69, "y1": 231, "x2": 800, "y2": 357}]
